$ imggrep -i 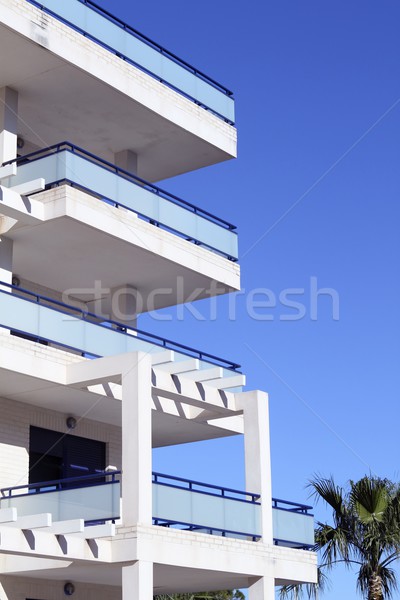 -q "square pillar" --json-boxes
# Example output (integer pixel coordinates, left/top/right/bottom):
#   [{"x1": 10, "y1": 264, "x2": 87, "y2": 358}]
[
  {"x1": 123, "y1": 560, "x2": 153, "y2": 600},
  {"x1": 114, "y1": 149, "x2": 138, "y2": 175},
  {"x1": 248, "y1": 576, "x2": 275, "y2": 600},
  {"x1": 121, "y1": 352, "x2": 153, "y2": 526},
  {"x1": 235, "y1": 390, "x2": 273, "y2": 544},
  {"x1": 0, "y1": 236, "x2": 13, "y2": 288},
  {"x1": 0, "y1": 88, "x2": 18, "y2": 165}
]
